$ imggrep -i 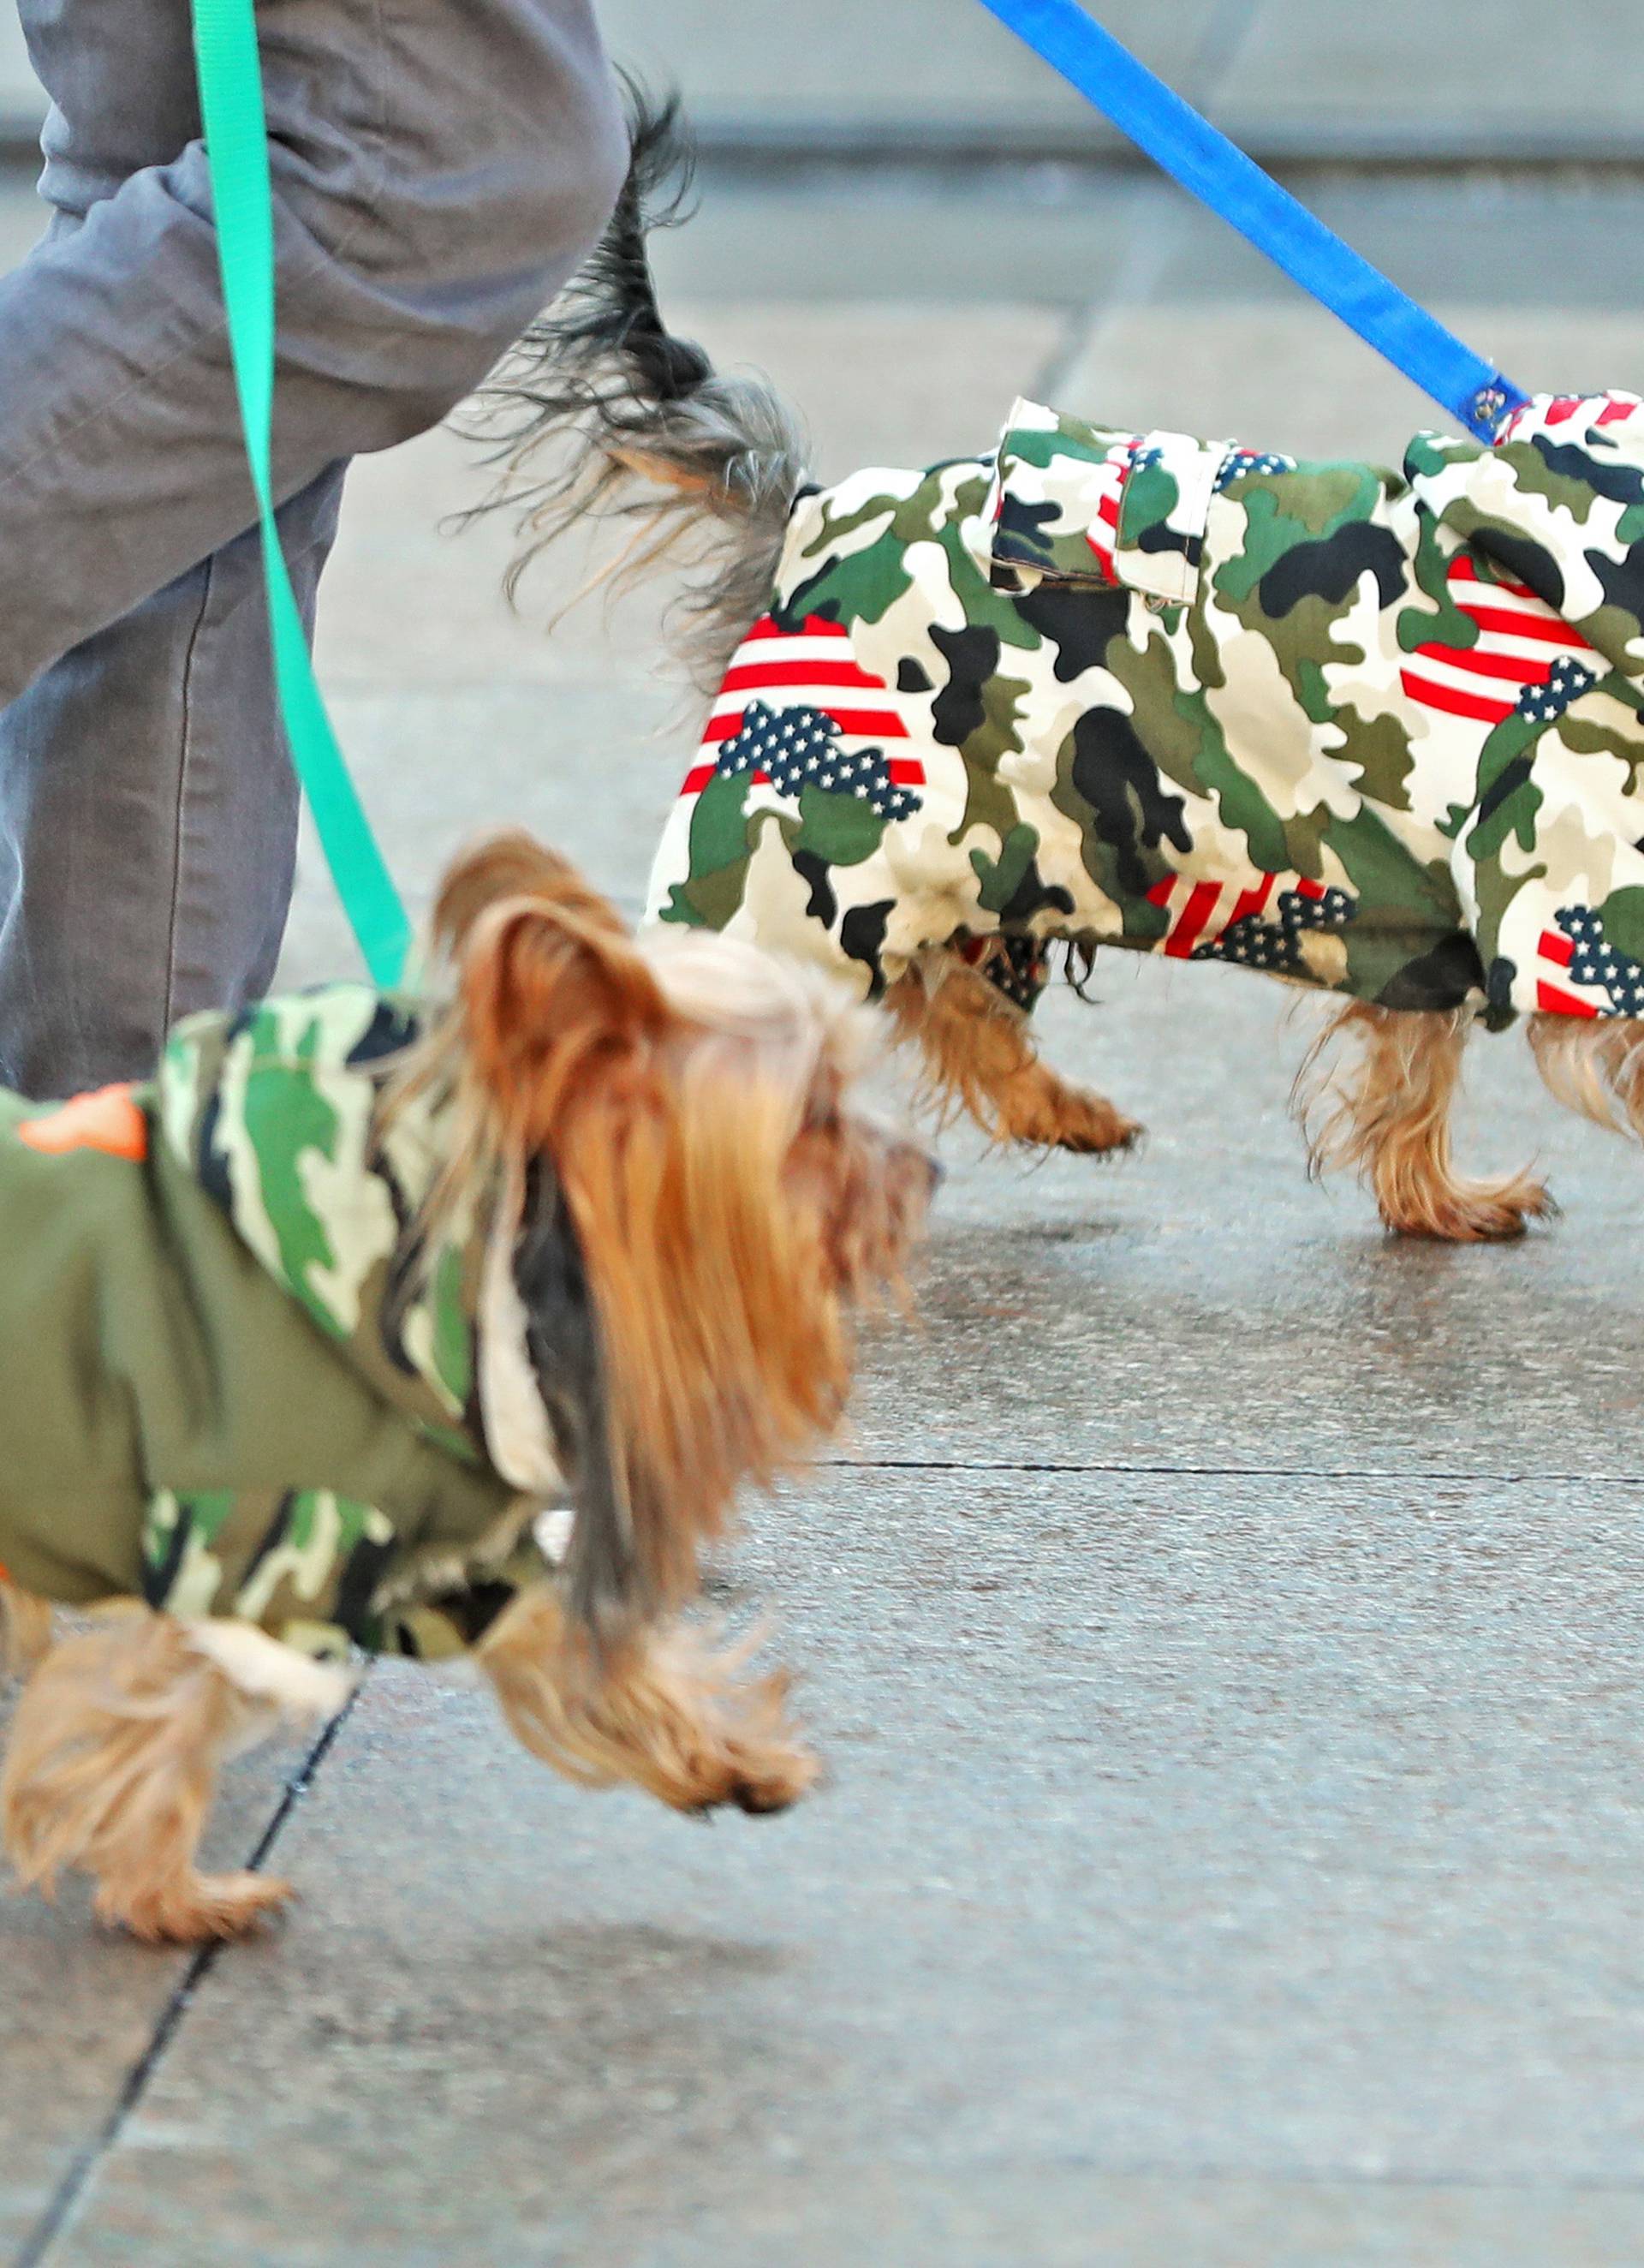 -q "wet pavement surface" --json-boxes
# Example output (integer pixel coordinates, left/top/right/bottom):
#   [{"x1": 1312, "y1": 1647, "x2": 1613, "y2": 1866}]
[{"x1": 5, "y1": 49, "x2": 1644, "y2": 2261}]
